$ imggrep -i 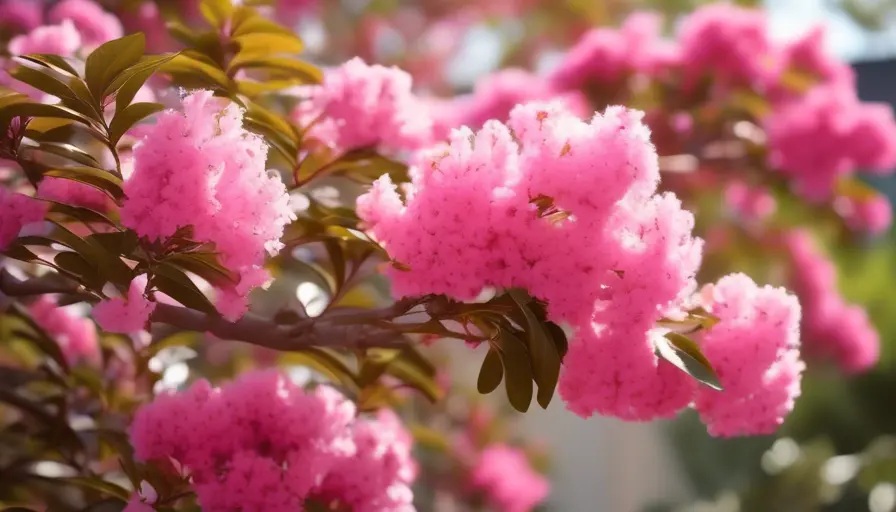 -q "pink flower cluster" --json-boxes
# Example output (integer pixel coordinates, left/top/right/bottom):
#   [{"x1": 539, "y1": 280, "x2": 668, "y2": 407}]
[
  {"x1": 0, "y1": 187, "x2": 46, "y2": 252},
  {"x1": 92, "y1": 275, "x2": 156, "y2": 334},
  {"x1": 693, "y1": 273, "x2": 803, "y2": 437},
  {"x1": 120, "y1": 91, "x2": 294, "y2": 320},
  {"x1": 359, "y1": 101, "x2": 803, "y2": 433},
  {"x1": 764, "y1": 85, "x2": 896, "y2": 201},
  {"x1": 549, "y1": 12, "x2": 676, "y2": 91},
  {"x1": 300, "y1": 58, "x2": 433, "y2": 154},
  {"x1": 129, "y1": 370, "x2": 416, "y2": 511},
  {"x1": 358, "y1": 101, "x2": 699, "y2": 326},
  {"x1": 314, "y1": 409, "x2": 417, "y2": 512},
  {"x1": 783, "y1": 230, "x2": 879, "y2": 373},
  {"x1": 469, "y1": 445, "x2": 549, "y2": 512},
  {"x1": 29, "y1": 295, "x2": 99, "y2": 366}
]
